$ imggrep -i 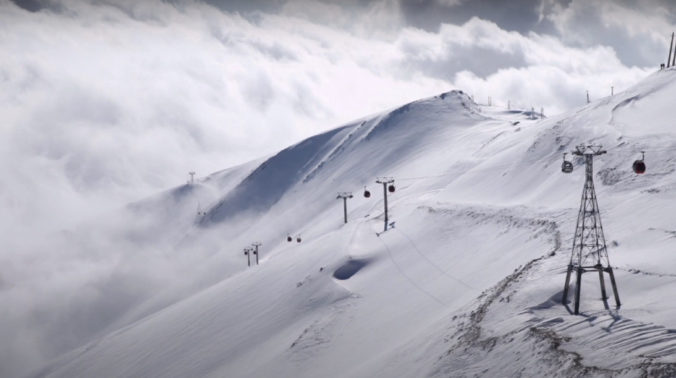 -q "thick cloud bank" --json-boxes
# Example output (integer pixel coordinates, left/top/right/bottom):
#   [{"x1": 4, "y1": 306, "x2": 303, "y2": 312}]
[{"x1": 0, "y1": 0, "x2": 666, "y2": 376}]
